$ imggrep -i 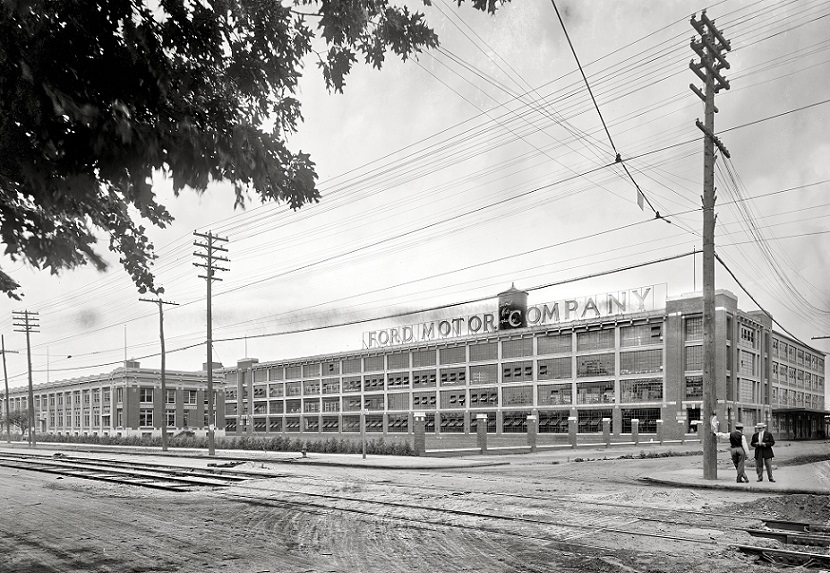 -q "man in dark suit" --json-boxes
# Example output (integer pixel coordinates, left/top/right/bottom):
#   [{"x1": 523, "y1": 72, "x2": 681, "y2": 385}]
[{"x1": 750, "y1": 422, "x2": 775, "y2": 482}]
